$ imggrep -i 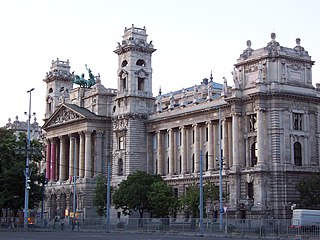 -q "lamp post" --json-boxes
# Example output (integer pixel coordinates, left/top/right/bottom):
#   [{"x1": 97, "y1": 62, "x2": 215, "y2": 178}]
[
  {"x1": 199, "y1": 150, "x2": 204, "y2": 235},
  {"x1": 24, "y1": 87, "x2": 34, "y2": 228},
  {"x1": 218, "y1": 106, "x2": 224, "y2": 231},
  {"x1": 72, "y1": 137, "x2": 77, "y2": 229},
  {"x1": 106, "y1": 159, "x2": 111, "y2": 230}
]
